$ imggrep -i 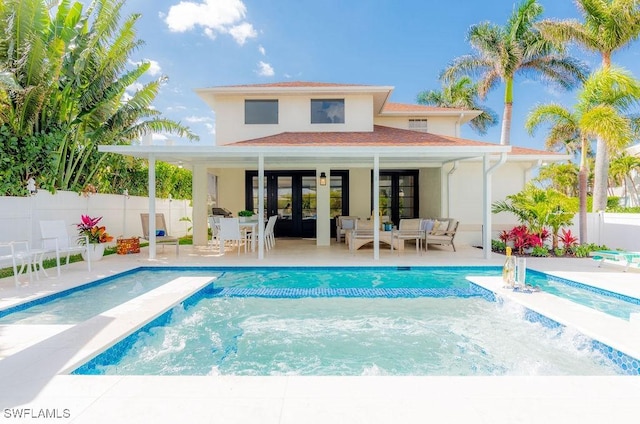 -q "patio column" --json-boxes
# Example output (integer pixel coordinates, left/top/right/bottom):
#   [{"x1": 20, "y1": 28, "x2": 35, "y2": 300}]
[
  {"x1": 483, "y1": 153, "x2": 507, "y2": 259},
  {"x1": 192, "y1": 164, "x2": 209, "y2": 246},
  {"x1": 258, "y1": 154, "x2": 265, "y2": 259},
  {"x1": 148, "y1": 154, "x2": 156, "y2": 259},
  {"x1": 316, "y1": 166, "x2": 331, "y2": 246},
  {"x1": 373, "y1": 154, "x2": 380, "y2": 260}
]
